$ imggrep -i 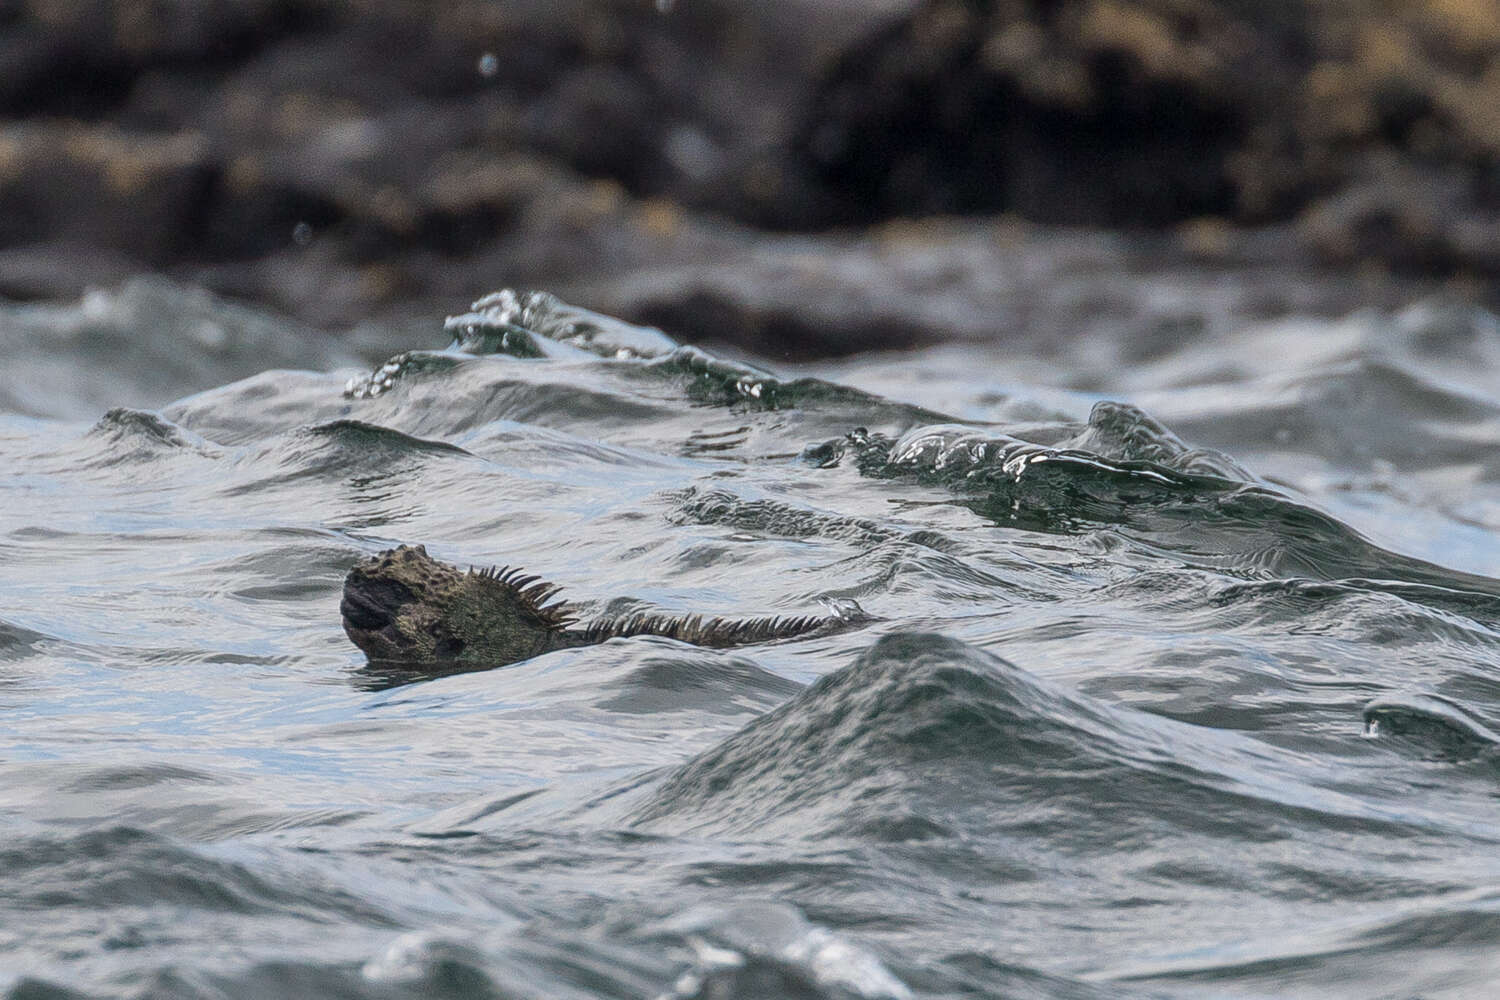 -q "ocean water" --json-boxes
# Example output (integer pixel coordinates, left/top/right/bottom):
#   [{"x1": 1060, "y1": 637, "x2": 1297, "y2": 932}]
[{"x1": 5, "y1": 280, "x2": 1500, "y2": 999}]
